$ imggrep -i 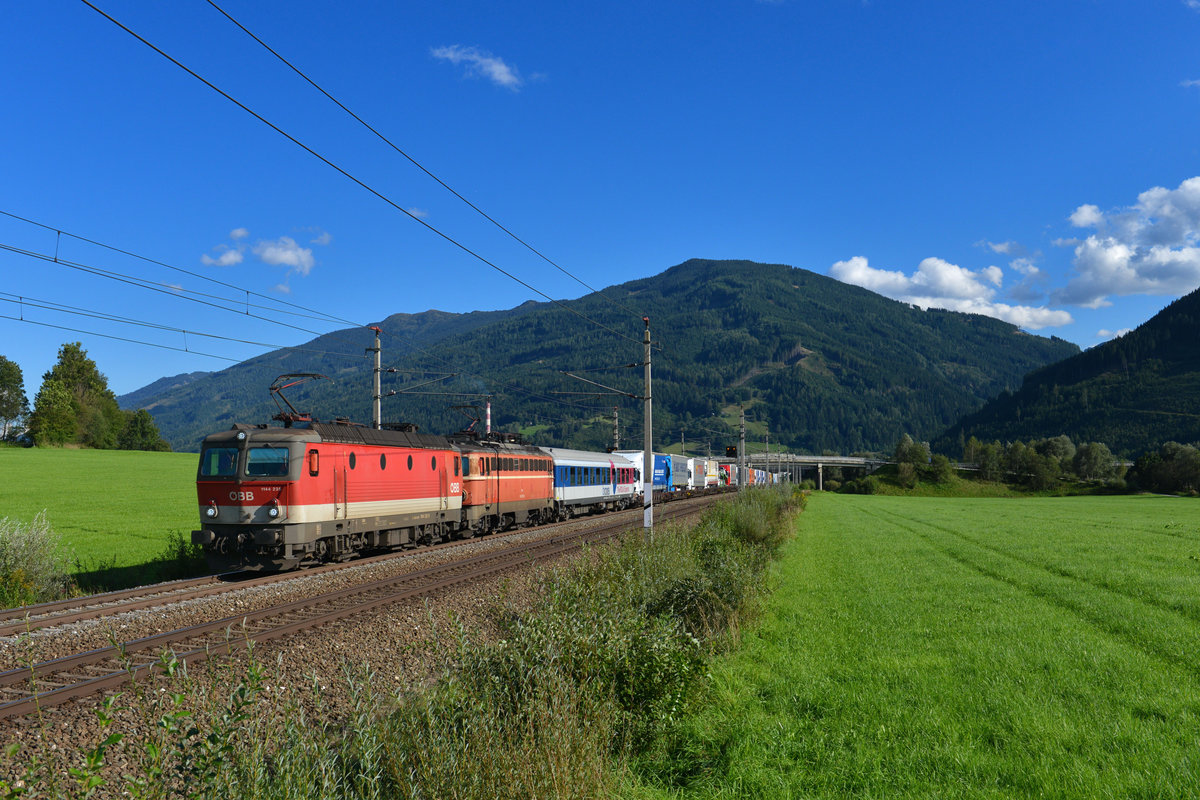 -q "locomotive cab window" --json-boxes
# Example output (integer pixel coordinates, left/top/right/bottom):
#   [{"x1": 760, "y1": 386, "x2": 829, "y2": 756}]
[
  {"x1": 246, "y1": 446, "x2": 289, "y2": 478},
  {"x1": 200, "y1": 447, "x2": 239, "y2": 478}
]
